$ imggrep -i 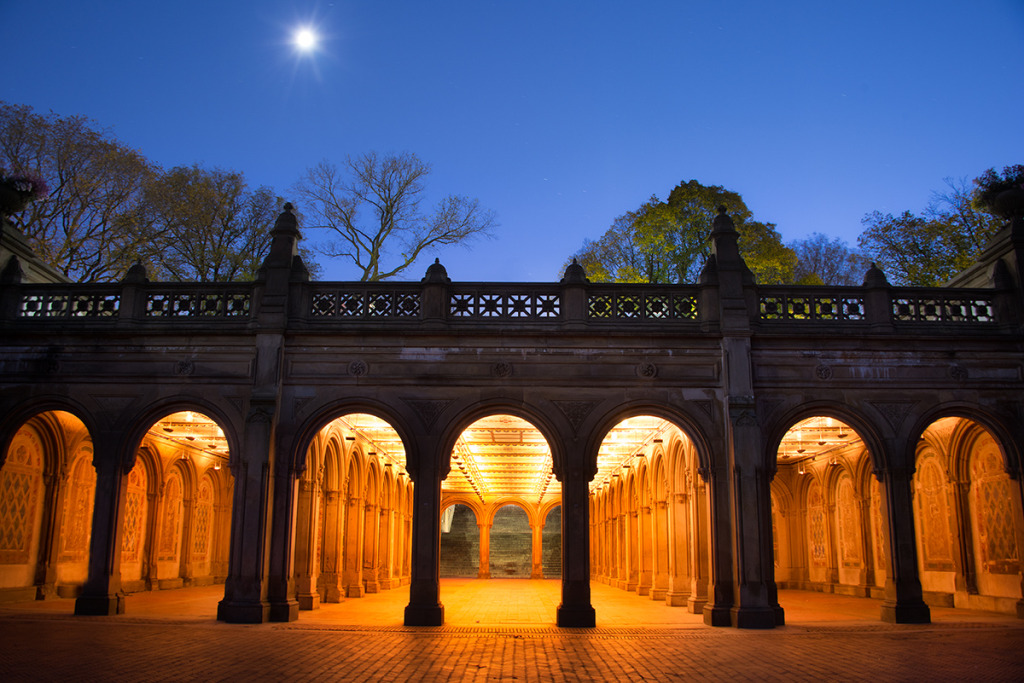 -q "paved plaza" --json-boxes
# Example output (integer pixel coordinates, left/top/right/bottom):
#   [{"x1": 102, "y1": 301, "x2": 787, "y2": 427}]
[{"x1": 1, "y1": 580, "x2": 1022, "y2": 681}]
